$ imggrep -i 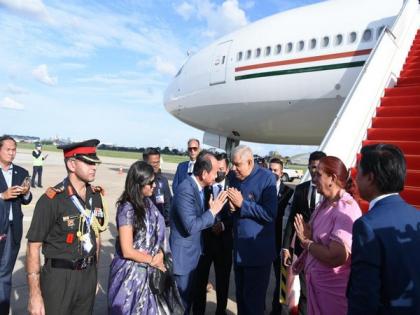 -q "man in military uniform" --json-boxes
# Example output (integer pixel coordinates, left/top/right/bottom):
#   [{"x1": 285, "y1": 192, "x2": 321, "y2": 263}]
[{"x1": 26, "y1": 139, "x2": 108, "y2": 315}]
